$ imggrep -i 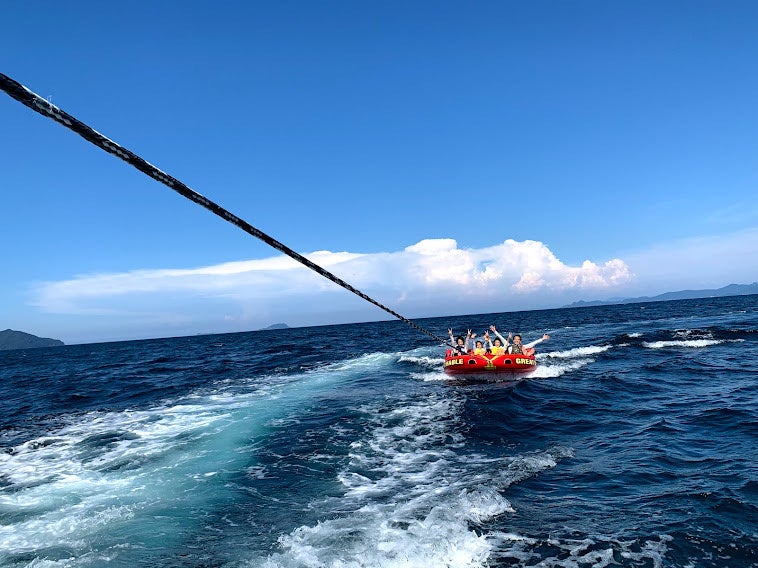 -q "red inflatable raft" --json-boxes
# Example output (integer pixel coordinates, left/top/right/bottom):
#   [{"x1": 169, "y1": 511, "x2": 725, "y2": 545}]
[{"x1": 444, "y1": 349, "x2": 537, "y2": 375}]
